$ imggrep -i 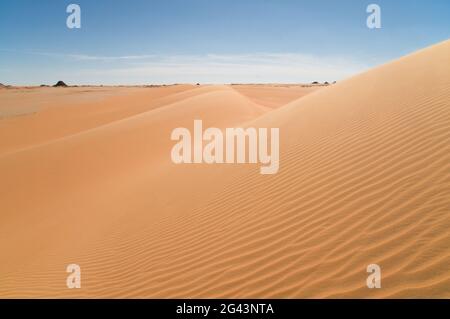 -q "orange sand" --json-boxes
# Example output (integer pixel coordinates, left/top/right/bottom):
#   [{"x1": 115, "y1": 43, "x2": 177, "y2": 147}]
[{"x1": 0, "y1": 40, "x2": 449, "y2": 298}]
